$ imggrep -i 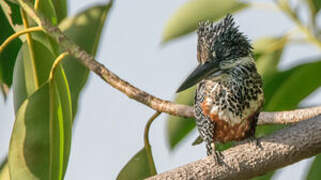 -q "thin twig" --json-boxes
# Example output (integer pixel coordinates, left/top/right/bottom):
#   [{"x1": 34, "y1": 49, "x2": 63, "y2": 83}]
[
  {"x1": 277, "y1": 0, "x2": 321, "y2": 50},
  {"x1": 0, "y1": 26, "x2": 43, "y2": 53},
  {"x1": 16, "y1": 0, "x2": 194, "y2": 118},
  {"x1": 16, "y1": 0, "x2": 321, "y2": 125},
  {"x1": 34, "y1": 0, "x2": 39, "y2": 11},
  {"x1": 48, "y1": 52, "x2": 69, "y2": 80},
  {"x1": 20, "y1": 8, "x2": 39, "y2": 90},
  {"x1": 144, "y1": 112, "x2": 161, "y2": 176}
]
